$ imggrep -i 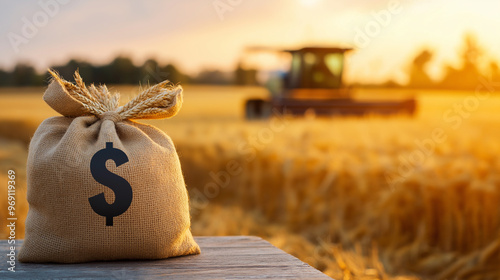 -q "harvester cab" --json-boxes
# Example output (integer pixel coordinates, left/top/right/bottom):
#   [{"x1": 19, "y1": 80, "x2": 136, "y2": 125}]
[
  {"x1": 244, "y1": 47, "x2": 416, "y2": 119},
  {"x1": 282, "y1": 47, "x2": 350, "y2": 95}
]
